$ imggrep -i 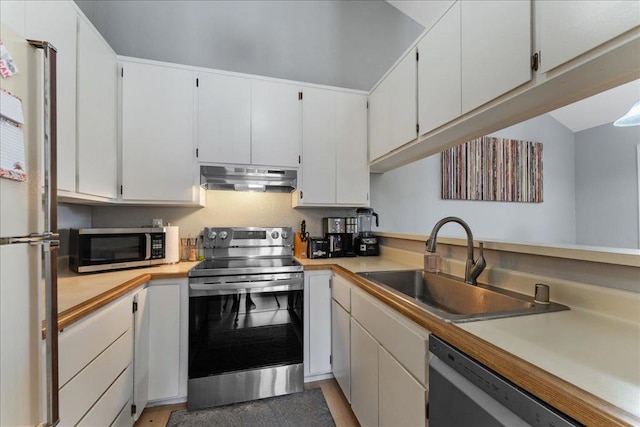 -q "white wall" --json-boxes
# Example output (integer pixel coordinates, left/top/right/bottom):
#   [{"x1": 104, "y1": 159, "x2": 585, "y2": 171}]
[
  {"x1": 575, "y1": 122, "x2": 640, "y2": 249},
  {"x1": 73, "y1": 0, "x2": 424, "y2": 91},
  {"x1": 370, "y1": 114, "x2": 577, "y2": 244}
]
